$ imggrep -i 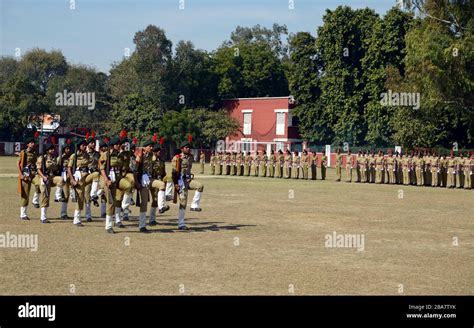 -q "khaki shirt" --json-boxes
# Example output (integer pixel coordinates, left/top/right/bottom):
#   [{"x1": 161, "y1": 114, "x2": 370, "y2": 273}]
[{"x1": 37, "y1": 154, "x2": 60, "y2": 176}]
